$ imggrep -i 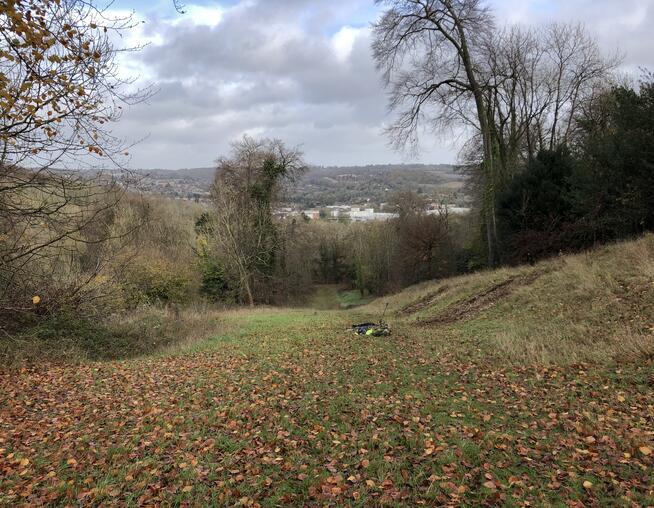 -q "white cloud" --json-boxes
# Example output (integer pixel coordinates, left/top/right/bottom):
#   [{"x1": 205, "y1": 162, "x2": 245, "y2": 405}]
[{"x1": 331, "y1": 26, "x2": 365, "y2": 62}]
